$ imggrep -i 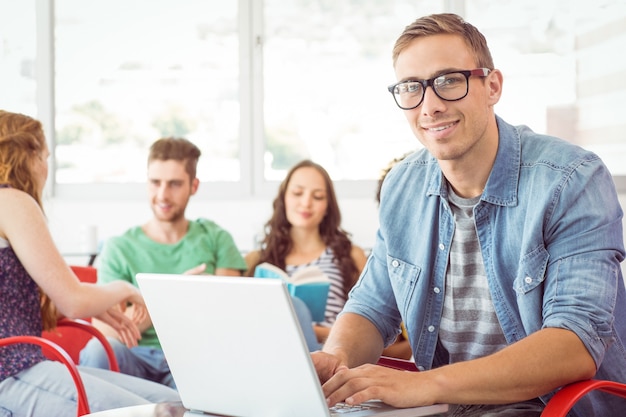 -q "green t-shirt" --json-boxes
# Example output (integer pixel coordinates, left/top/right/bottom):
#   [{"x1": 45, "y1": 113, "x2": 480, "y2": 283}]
[{"x1": 97, "y1": 218, "x2": 247, "y2": 348}]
